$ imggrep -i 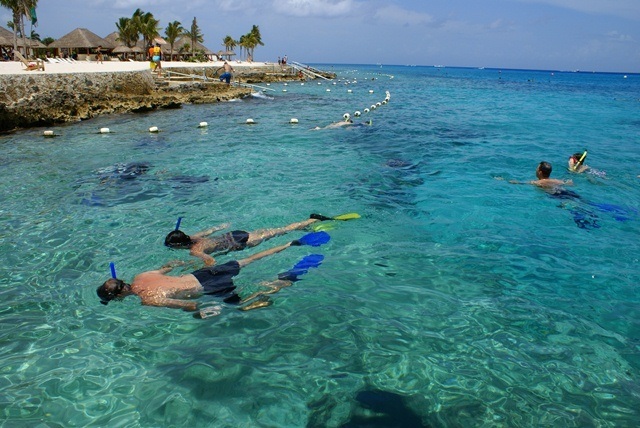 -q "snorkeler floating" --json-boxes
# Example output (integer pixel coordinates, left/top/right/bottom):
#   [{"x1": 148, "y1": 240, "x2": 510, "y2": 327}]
[
  {"x1": 97, "y1": 232, "x2": 330, "y2": 316},
  {"x1": 498, "y1": 161, "x2": 634, "y2": 229},
  {"x1": 164, "y1": 213, "x2": 359, "y2": 266}
]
